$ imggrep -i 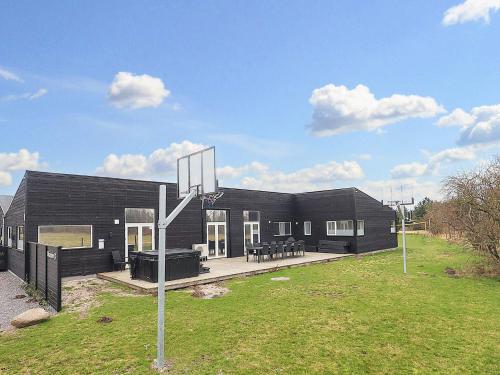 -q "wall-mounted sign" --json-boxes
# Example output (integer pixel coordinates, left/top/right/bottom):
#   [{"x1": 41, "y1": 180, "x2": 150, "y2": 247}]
[
  {"x1": 47, "y1": 250, "x2": 57, "y2": 260},
  {"x1": 99, "y1": 239, "x2": 105, "y2": 249}
]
